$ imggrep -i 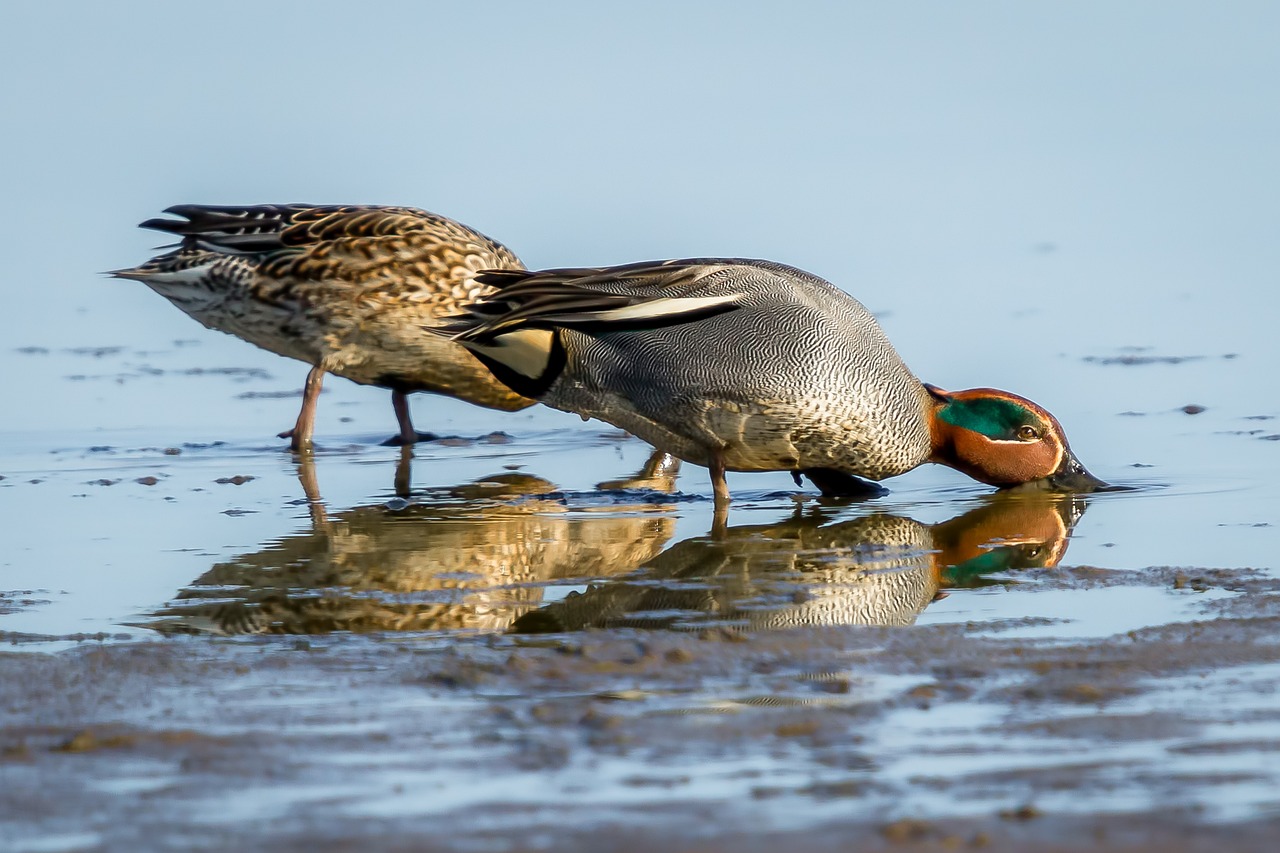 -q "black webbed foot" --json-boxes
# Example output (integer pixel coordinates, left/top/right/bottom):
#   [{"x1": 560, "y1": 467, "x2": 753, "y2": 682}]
[
  {"x1": 794, "y1": 468, "x2": 889, "y2": 499},
  {"x1": 380, "y1": 431, "x2": 439, "y2": 447}
]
